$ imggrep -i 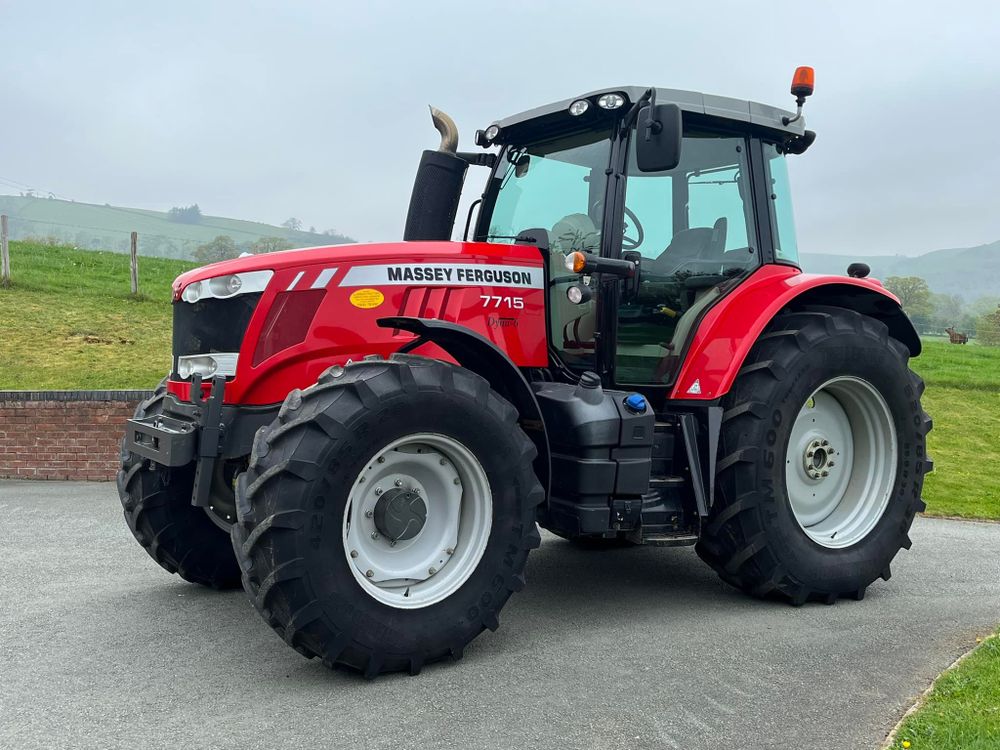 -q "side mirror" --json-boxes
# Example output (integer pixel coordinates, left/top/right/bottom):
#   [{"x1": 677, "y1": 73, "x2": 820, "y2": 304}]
[{"x1": 635, "y1": 103, "x2": 682, "y2": 173}]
